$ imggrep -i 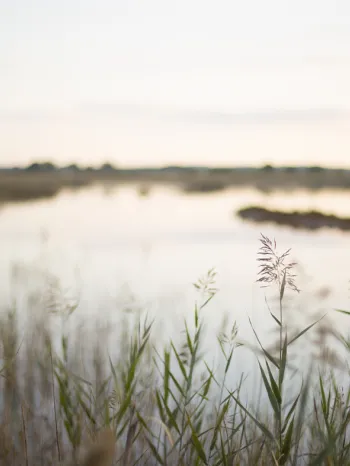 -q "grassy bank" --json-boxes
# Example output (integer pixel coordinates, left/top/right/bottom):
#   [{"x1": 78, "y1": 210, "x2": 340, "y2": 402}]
[
  {"x1": 2, "y1": 166, "x2": 350, "y2": 203},
  {"x1": 0, "y1": 236, "x2": 349, "y2": 465}
]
